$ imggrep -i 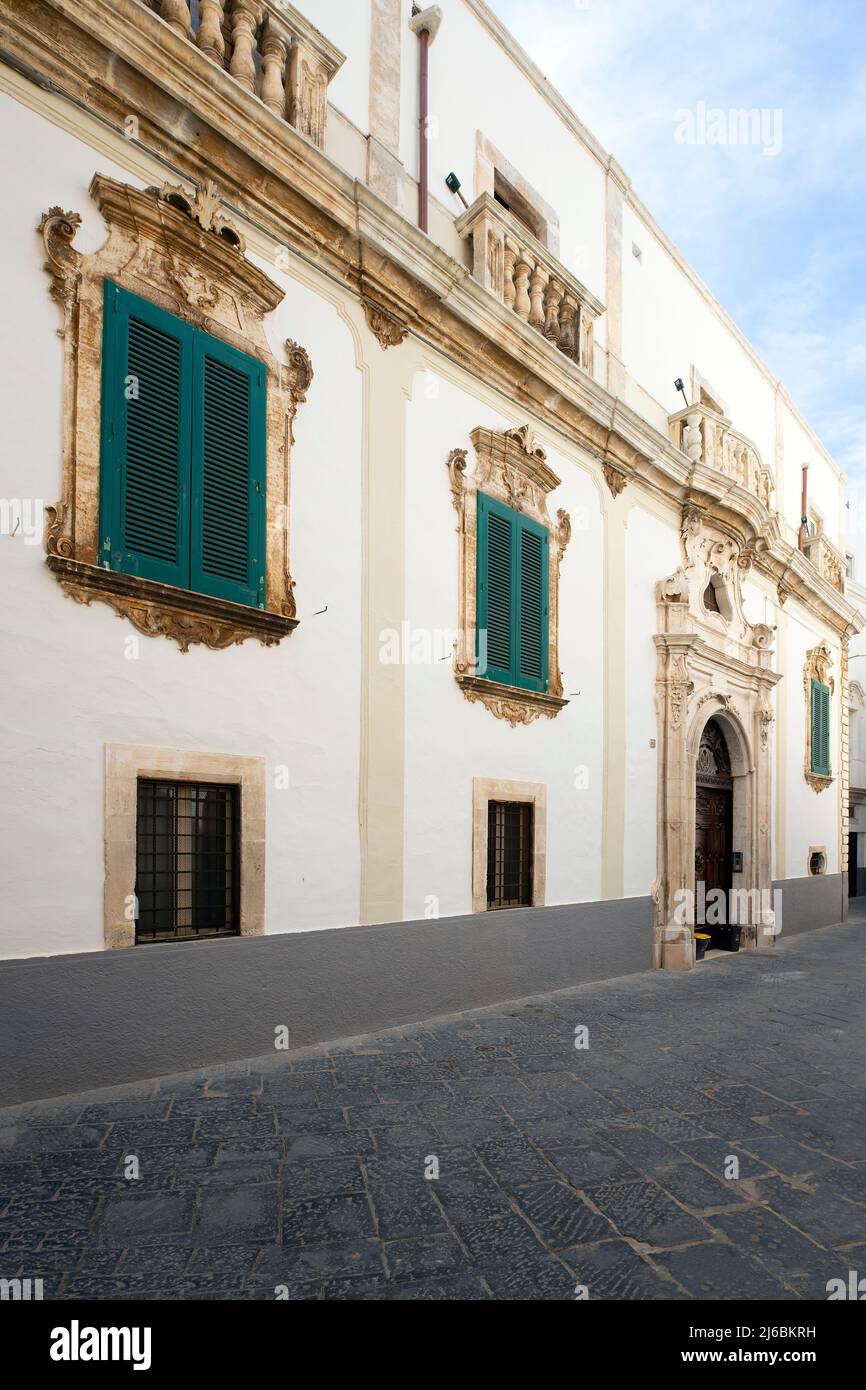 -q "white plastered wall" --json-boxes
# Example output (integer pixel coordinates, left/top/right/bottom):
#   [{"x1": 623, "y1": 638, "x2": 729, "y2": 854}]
[
  {"x1": 402, "y1": 367, "x2": 605, "y2": 921},
  {"x1": 0, "y1": 92, "x2": 363, "y2": 959}
]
